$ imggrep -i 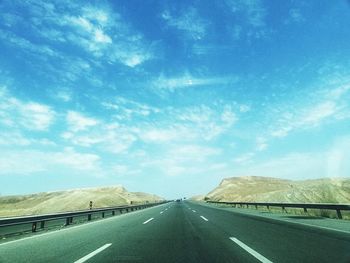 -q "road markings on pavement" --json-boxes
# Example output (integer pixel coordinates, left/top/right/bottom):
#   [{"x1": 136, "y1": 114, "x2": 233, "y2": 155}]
[
  {"x1": 143, "y1": 218, "x2": 154, "y2": 224},
  {"x1": 229, "y1": 237, "x2": 273, "y2": 263},
  {"x1": 192, "y1": 210, "x2": 196, "y2": 213},
  {"x1": 160, "y1": 211, "x2": 164, "y2": 214},
  {"x1": 74, "y1": 243, "x2": 112, "y2": 263},
  {"x1": 200, "y1": 216, "x2": 208, "y2": 221},
  {"x1": 0, "y1": 204, "x2": 167, "y2": 248}
]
